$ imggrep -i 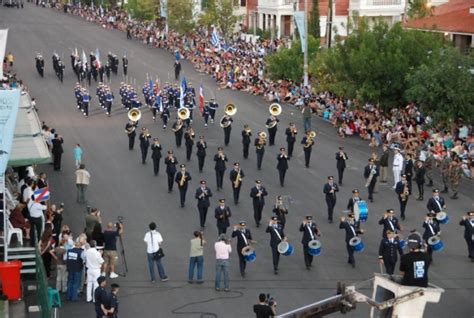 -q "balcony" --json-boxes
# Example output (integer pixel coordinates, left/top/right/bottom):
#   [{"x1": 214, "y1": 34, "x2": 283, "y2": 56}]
[{"x1": 349, "y1": 0, "x2": 406, "y2": 17}]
